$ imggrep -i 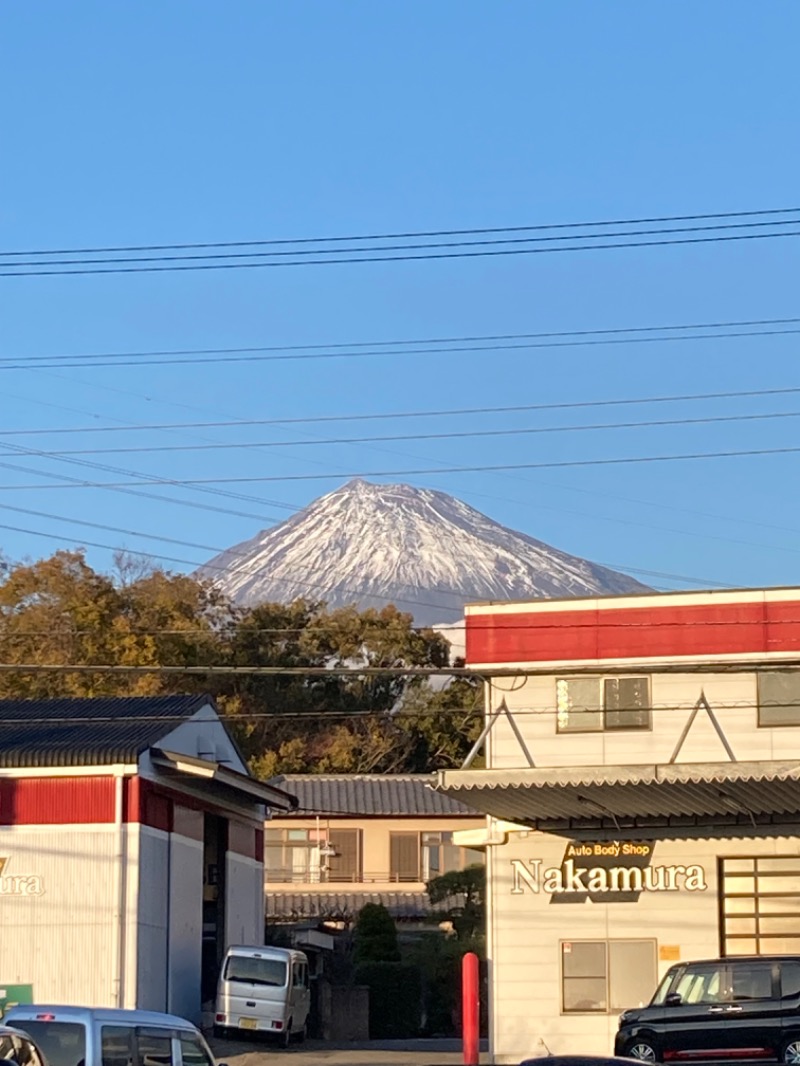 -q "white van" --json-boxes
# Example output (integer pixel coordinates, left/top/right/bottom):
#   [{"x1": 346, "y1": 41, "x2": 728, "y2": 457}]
[
  {"x1": 2, "y1": 1007, "x2": 221, "y2": 1066},
  {"x1": 214, "y1": 946, "x2": 310, "y2": 1046}
]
